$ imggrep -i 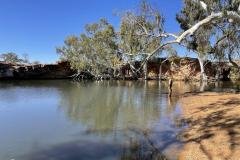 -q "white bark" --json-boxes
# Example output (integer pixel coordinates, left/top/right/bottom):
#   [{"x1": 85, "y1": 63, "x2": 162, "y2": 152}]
[
  {"x1": 200, "y1": 81, "x2": 207, "y2": 92},
  {"x1": 159, "y1": 63, "x2": 163, "y2": 80},
  {"x1": 200, "y1": 1, "x2": 208, "y2": 11},
  {"x1": 136, "y1": 11, "x2": 240, "y2": 71},
  {"x1": 197, "y1": 55, "x2": 207, "y2": 81},
  {"x1": 143, "y1": 63, "x2": 148, "y2": 80},
  {"x1": 158, "y1": 59, "x2": 168, "y2": 80}
]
